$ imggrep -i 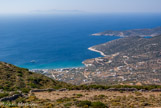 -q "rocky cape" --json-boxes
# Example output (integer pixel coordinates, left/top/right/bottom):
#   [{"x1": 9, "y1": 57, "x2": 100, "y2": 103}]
[{"x1": 92, "y1": 27, "x2": 161, "y2": 37}]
